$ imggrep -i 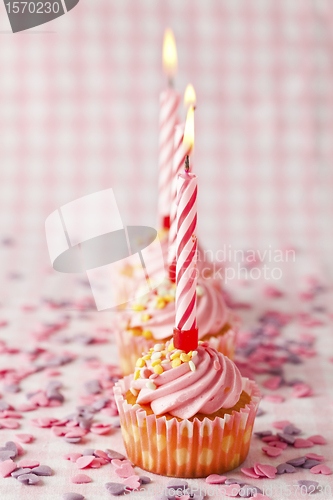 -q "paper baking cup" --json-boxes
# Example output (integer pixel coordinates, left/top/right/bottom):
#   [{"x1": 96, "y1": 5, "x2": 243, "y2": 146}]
[
  {"x1": 114, "y1": 375, "x2": 260, "y2": 478},
  {"x1": 113, "y1": 310, "x2": 240, "y2": 376}
]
